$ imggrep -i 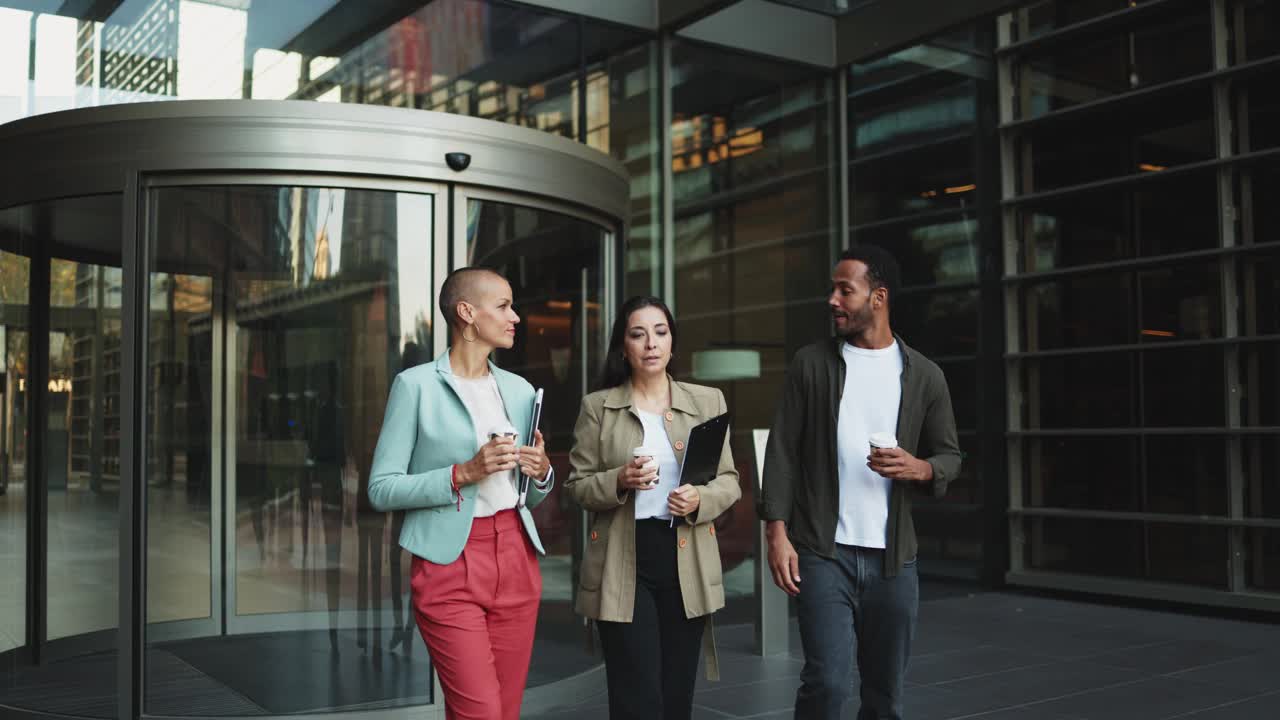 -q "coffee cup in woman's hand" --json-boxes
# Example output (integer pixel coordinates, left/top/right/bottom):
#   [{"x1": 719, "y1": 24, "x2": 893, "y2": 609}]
[
  {"x1": 617, "y1": 454, "x2": 659, "y2": 491},
  {"x1": 457, "y1": 435, "x2": 519, "y2": 485}
]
